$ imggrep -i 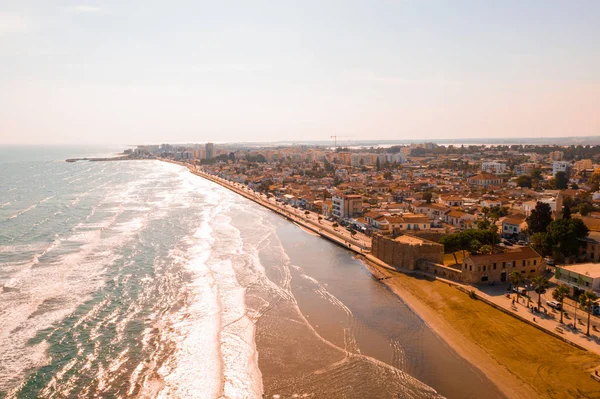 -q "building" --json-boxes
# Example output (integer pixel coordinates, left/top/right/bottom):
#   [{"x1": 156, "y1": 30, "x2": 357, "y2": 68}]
[
  {"x1": 371, "y1": 234, "x2": 444, "y2": 271},
  {"x1": 549, "y1": 151, "x2": 564, "y2": 161},
  {"x1": 438, "y1": 195, "x2": 464, "y2": 207},
  {"x1": 574, "y1": 159, "x2": 593, "y2": 173},
  {"x1": 481, "y1": 162, "x2": 507, "y2": 175},
  {"x1": 206, "y1": 142, "x2": 215, "y2": 159},
  {"x1": 332, "y1": 193, "x2": 363, "y2": 219},
  {"x1": 514, "y1": 163, "x2": 537, "y2": 176},
  {"x1": 414, "y1": 202, "x2": 449, "y2": 222},
  {"x1": 377, "y1": 153, "x2": 407, "y2": 165},
  {"x1": 501, "y1": 216, "x2": 528, "y2": 238},
  {"x1": 443, "y1": 210, "x2": 476, "y2": 227},
  {"x1": 462, "y1": 247, "x2": 544, "y2": 284},
  {"x1": 579, "y1": 231, "x2": 600, "y2": 263},
  {"x1": 555, "y1": 264, "x2": 600, "y2": 294},
  {"x1": 467, "y1": 172, "x2": 503, "y2": 187},
  {"x1": 552, "y1": 161, "x2": 570, "y2": 177},
  {"x1": 365, "y1": 212, "x2": 431, "y2": 234}
]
